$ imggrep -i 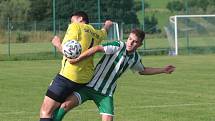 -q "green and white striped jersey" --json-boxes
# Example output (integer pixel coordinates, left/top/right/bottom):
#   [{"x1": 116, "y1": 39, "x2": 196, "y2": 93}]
[{"x1": 86, "y1": 41, "x2": 144, "y2": 96}]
